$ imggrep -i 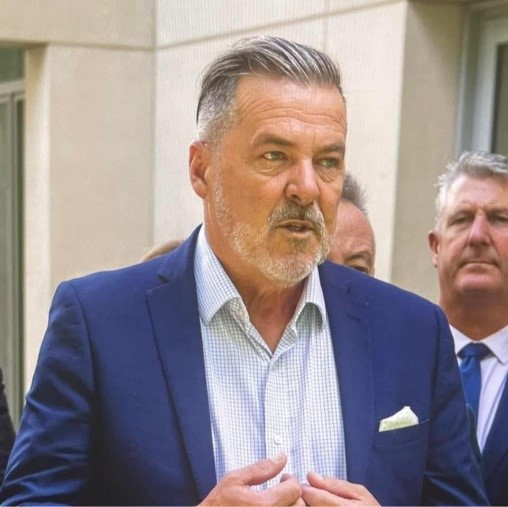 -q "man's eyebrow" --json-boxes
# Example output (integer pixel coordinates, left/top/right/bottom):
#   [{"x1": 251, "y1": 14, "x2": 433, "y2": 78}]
[
  {"x1": 318, "y1": 143, "x2": 345, "y2": 155},
  {"x1": 251, "y1": 134, "x2": 294, "y2": 149},
  {"x1": 251, "y1": 135, "x2": 345, "y2": 154},
  {"x1": 488, "y1": 206, "x2": 508, "y2": 213},
  {"x1": 346, "y1": 251, "x2": 373, "y2": 262},
  {"x1": 450, "y1": 204, "x2": 508, "y2": 214}
]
